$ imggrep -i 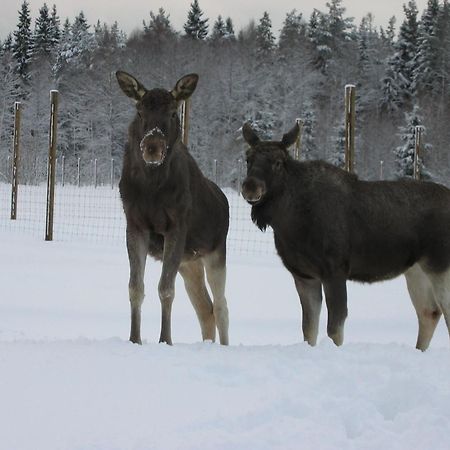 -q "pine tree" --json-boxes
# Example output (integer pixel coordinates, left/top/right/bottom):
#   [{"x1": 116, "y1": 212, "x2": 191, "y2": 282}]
[
  {"x1": 143, "y1": 8, "x2": 175, "y2": 38},
  {"x1": 33, "y1": 3, "x2": 54, "y2": 56},
  {"x1": 326, "y1": 0, "x2": 355, "y2": 46},
  {"x1": 255, "y1": 12, "x2": 275, "y2": 60},
  {"x1": 300, "y1": 101, "x2": 318, "y2": 160},
  {"x1": 329, "y1": 123, "x2": 346, "y2": 168},
  {"x1": 308, "y1": 9, "x2": 332, "y2": 72},
  {"x1": 381, "y1": 1, "x2": 419, "y2": 112},
  {"x1": 279, "y1": 10, "x2": 306, "y2": 55},
  {"x1": 210, "y1": 15, "x2": 226, "y2": 42},
  {"x1": 13, "y1": 0, "x2": 33, "y2": 80},
  {"x1": 49, "y1": 4, "x2": 60, "y2": 46},
  {"x1": 413, "y1": 0, "x2": 441, "y2": 95},
  {"x1": 224, "y1": 17, "x2": 235, "y2": 40},
  {"x1": 395, "y1": 105, "x2": 430, "y2": 178},
  {"x1": 184, "y1": 0, "x2": 209, "y2": 40}
]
